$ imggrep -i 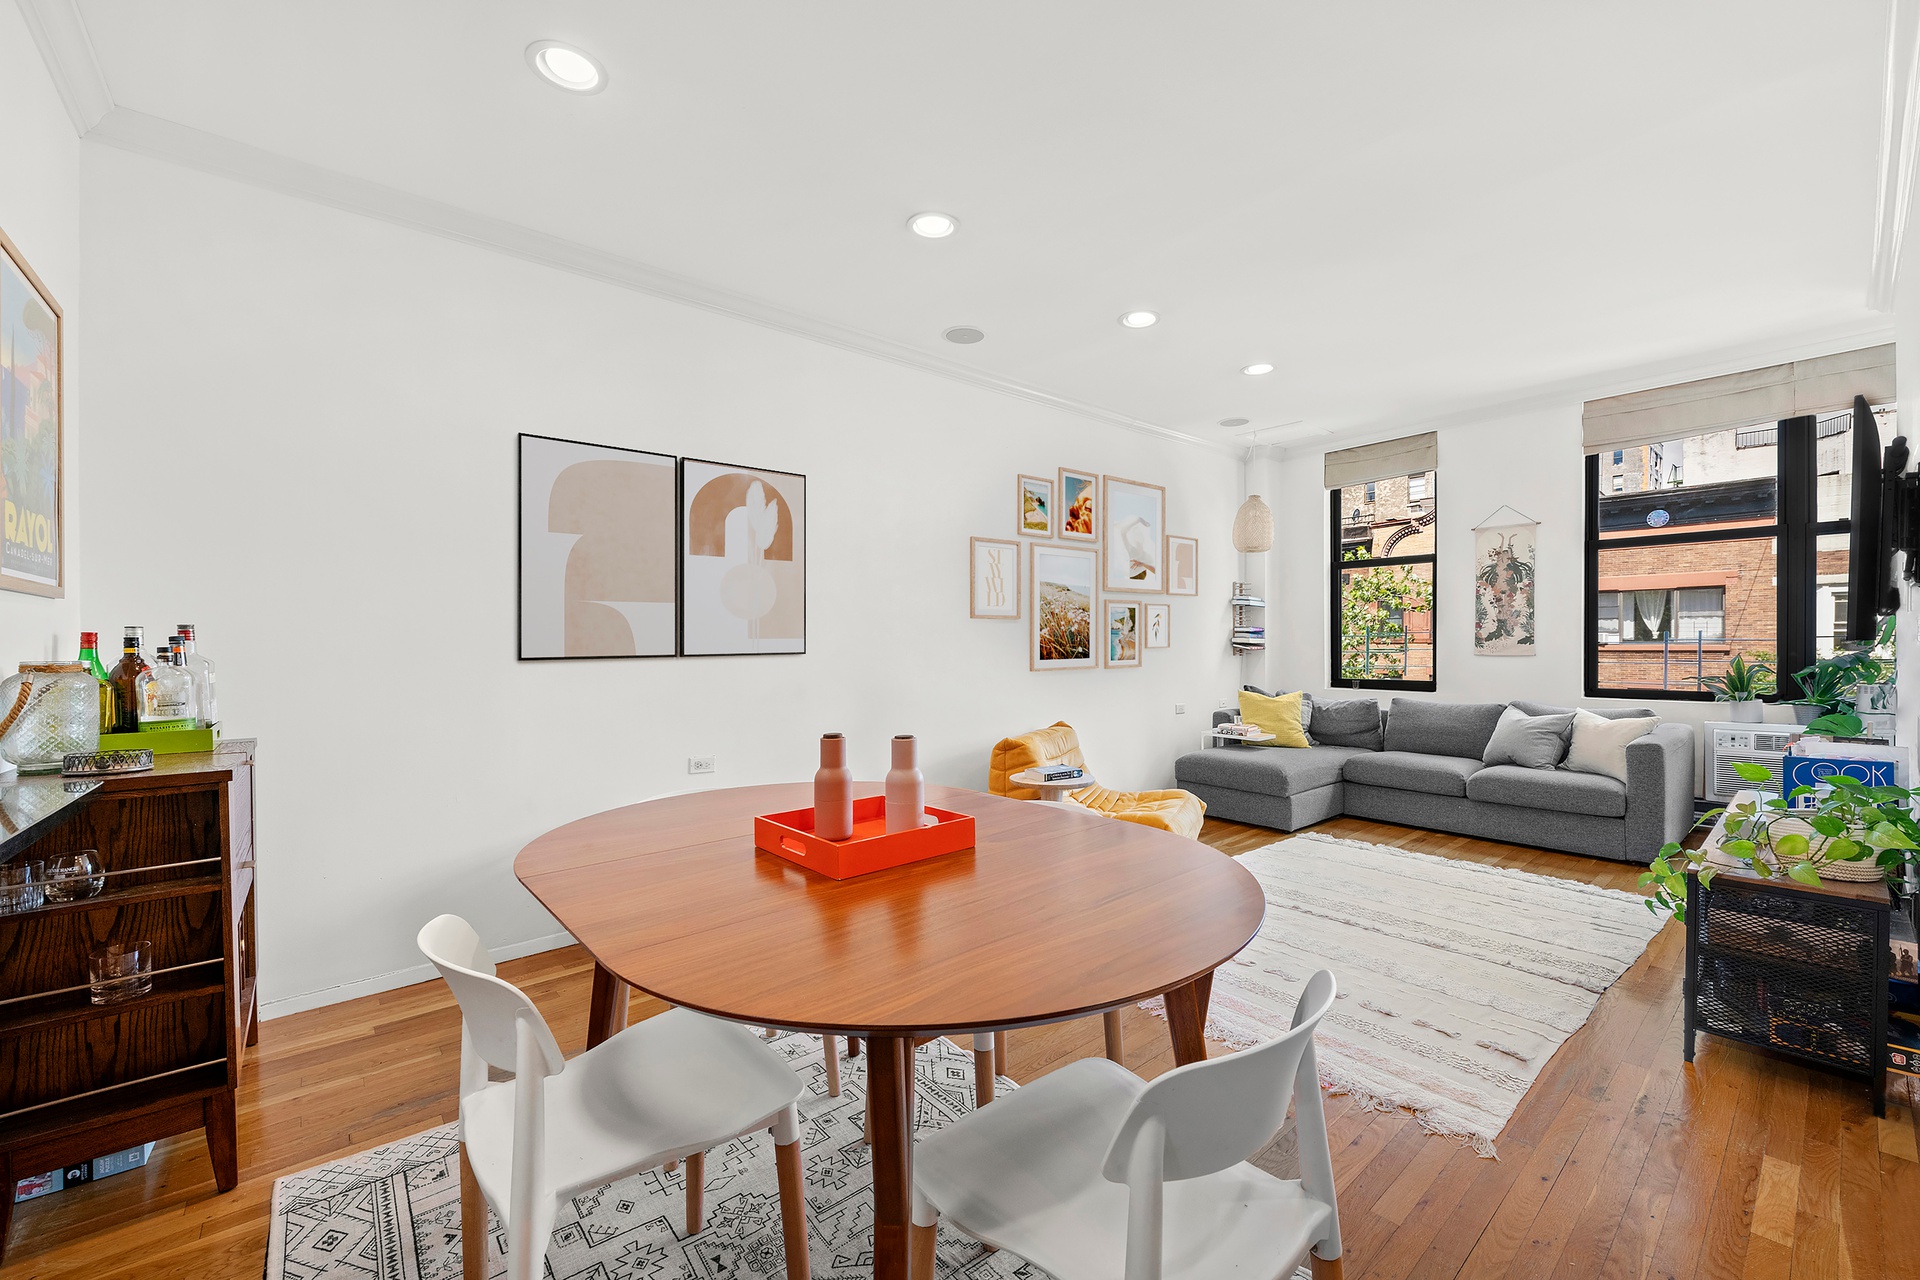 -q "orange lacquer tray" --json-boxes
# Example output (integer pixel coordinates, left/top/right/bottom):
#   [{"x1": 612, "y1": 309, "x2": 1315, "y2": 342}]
[{"x1": 754, "y1": 796, "x2": 976, "y2": 880}]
